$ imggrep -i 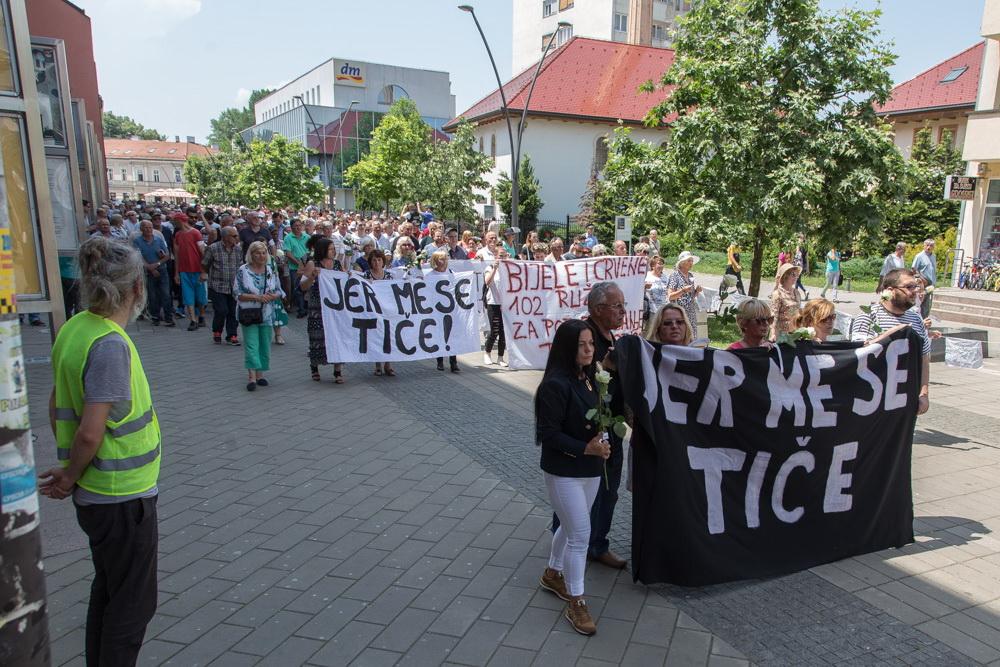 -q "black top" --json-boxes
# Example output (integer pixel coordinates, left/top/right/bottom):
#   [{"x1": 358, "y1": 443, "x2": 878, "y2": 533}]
[
  {"x1": 535, "y1": 371, "x2": 605, "y2": 478},
  {"x1": 585, "y1": 318, "x2": 625, "y2": 434}
]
